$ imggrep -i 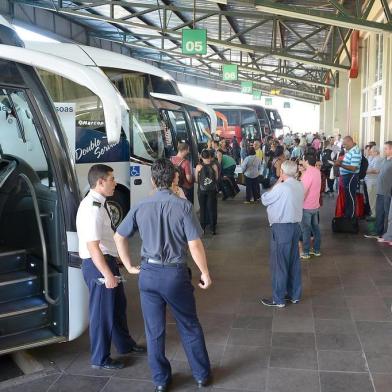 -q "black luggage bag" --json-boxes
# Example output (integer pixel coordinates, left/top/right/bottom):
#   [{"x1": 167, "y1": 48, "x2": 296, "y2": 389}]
[
  {"x1": 221, "y1": 177, "x2": 235, "y2": 199},
  {"x1": 331, "y1": 217, "x2": 359, "y2": 234}
]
